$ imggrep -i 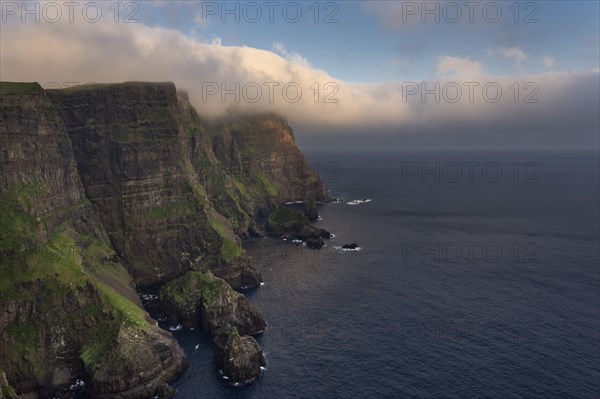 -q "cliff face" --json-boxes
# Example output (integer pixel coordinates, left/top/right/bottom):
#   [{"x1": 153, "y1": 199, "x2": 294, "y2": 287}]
[
  {"x1": 210, "y1": 113, "x2": 328, "y2": 217},
  {"x1": 46, "y1": 83, "x2": 219, "y2": 288},
  {"x1": 1, "y1": 81, "x2": 326, "y2": 395},
  {"x1": 0, "y1": 83, "x2": 186, "y2": 398},
  {"x1": 47, "y1": 83, "x2": 326, "y2": 287}
]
